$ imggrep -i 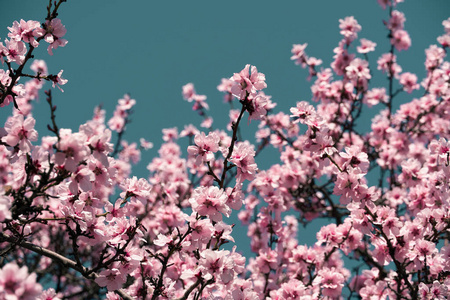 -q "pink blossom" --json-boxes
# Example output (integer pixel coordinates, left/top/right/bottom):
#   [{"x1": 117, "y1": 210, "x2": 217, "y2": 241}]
[
  {"x1": 88, "y1": 129, "x2": 114, "y2": 165},
  {"x1": 117, "y1": 94, "x2": 136, "y2": 111},
  {"x1": 377, "y1": 53, "x2": 402, "y2": 77},
  {"x1": 217, "y1": 78, "x2": 234, "y2": 102},
  {"x1": 182, "y1": 83, "x2": 196, "y2": 101},
  {"x1": 377, "y1": 0, "x2": 404, "y2": 9},
  {"x1": 357, "y1": 38, "x2": 377, "y2": 53},
  {"x1": 345, "y1": 58, "x2": 371, "y2": 87},
  {"x1": 247, "y1": 93, "x2": 269, "y2": 121},
  {"x1": 388, "y1": 10, "x2": 406, "y2": 31},
  {"x1": 200, "y1": 116, "x2": 212, "y2": 128},
  {"x1": 339, "y1": 145, "x2": 370, "y2": 173},
  {"x1": 182, "y1": 83, "x2": 209, "y2": 112},
  {"x1": 192, "y1": 93, "x2": 209, "y2": 111},
  {"x1": 391, "y1": 29, "x2": 411, "y2": 51},
  {"x1": 189, "y1": 186, "x2": 231, "y2": 222},
  {"x1": 371, "y1": 237, "x2": 392, "y2": 265},
  {"x1": 199, "y1": 249, "x2": 224, "y2": 275},
  {"x1": 104, "y1": 199, "x2": 126, "y2": 222},
  {"x1": 430, "y1": 138, "x2": 450, "y2": 165},
  {"x1": 69, "y1": 168, "x2": 95, "y2": 195},
  {"x1": 291, "y1": 43, "x2": 308, "y2": 67},
  {"x1": 316, "y1": 267, "x2": 345, "y2": 298},
  {"x1": 425, "y1": 45, "x2": 445, "y2": 71},
  {"x1": 187, "y1": 131, "x2": 220, "y2": 165},
  {"x1": 332, "y1": 44, "x2": 355, "y2": 76},
  {"x1": 399, "y1": 72, "x2": 419, "y2": 93},
  {"x1": 139, "y1": 138, "x2": 153, "y2": 150},
  {"x1": 162, "y1": 127, "x2": 178, "y2": 142},
  {"x1": 38, "y1": 288, "x2": 62, "y2": 300},
  {"x1": 119, "y1": 141, "x2": 141, "y2": 164},
  {"x1": 120, "y1": 176, "x2": 151, "y2": 202},
  {"x1": 359, "y1": 280, "x2": 389, "y2": 299},
  {"x1": 54, "y1": 129, "x2": 90, "y2": 172},
  {"x1": 290, "y1": 101, "x2": 316, "y2": 124},
  {"x1": 339, "y1": 16, "x2": 361, "y2": 42},
  {"x1": 364, "y1": 87, "x2": 388, "y2": 107},
  {"x1": 179, "y1": 124, "x2": 199, "y2": 137},
  {"x1": 437, "y1": 33, "x2": 450, "y2": 48},
  {"x1": 30, "y1": 59, "x2": 48, "y2": 76},
  {"x1": 0, "y1": 262, "x2": 42, "y2": 300},
  {"x1": 8, "y1": 19, "x2": 41, "y2": 47},
  {"x1": 153, "y1": 233, "x2": 174, "y2": 247},
  {"x1": 255, "y1": 249, "x2": 278, "y2": 273},
  {"x1": 0, "y1": 69, "x2": 12, "y2": 88},
  {"x1": 34, "y1": 18, "x2": 68, "y2": 55},
  {"x1": 230, "y1": 64, "x2": 267, "y2": 100},
  {"x1": 333, "y1": 166, "x2": 366, "y2": 204},
  {"x1": 227, "y1": 141, "x2": 258, "y2": 182},
  {"x1": 0, "y1": 194, "x2": 12, "y2": 222},
  {"x1": 225, "y1": 185, "x2": 243, "y2": 211},
  {"x1": 2, "y1": 114, "x2": 38, "y2": 152},
  {"x1": 408, "y1": 239, "x2": 437, "y2": 262},
  {"x1": 188, "y1": 213, "x2": 214, "y2": 247},
  {"x1": 2, "y1": 39, "x2": 27, "y2": 64},
  {"x1": 50, "y1": 70, "x2": 68, "y2": 92},
  {"x1": 95, "y1": 269, "x2": 126, "y2": 291}
]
